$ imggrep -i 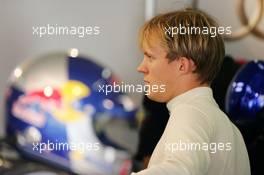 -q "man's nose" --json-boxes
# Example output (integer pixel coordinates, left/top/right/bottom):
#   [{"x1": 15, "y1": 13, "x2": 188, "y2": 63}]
[{"x1": 137, "y1": 60, "x2": 148, "y2": 74}]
